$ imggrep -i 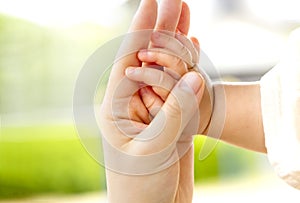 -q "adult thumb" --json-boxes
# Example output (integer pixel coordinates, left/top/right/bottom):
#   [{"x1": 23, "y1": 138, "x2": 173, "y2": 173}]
[{"x1": 133, "y1": 72, "x2": 205, "y2": 154}]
